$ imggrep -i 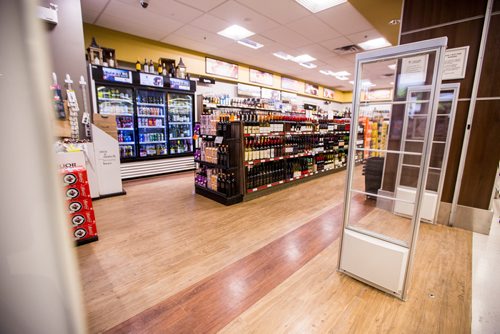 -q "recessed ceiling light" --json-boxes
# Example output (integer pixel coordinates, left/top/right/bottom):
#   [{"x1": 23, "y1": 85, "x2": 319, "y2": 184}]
[
  {"x1": 361, "y1": 80, "x2": 376, "y2": 87},
  {"x1": 292, "y1": 54, "x2": 316, "y2": 63},
  {"x1": 388, "y1": 64, "x2": 397, "y2": 70},
  {"x1": 319, "y1": 70, "x2": 331, "y2": 75},
  {"x1": 390, "y1": 82, "x2": 394, "y2": 85},
  {"x1": 217, "y1": 24, "x2": 255, "y2": 41},
  {"x1": 333, "y1": 71, "x2": 350, "y2": 77},
  {"x1": 273, "y1": 52, "x2": 293, "y2": 60},
  {"x1": 358, "y1": 37, "x2": 391, "y2": 50},
  {"x1": 237, "y1": 39, "x2": 264, "y2": 49},
  {"x1": 388, "y1": 19, "x2": 401, "y2": 25},
  {"x1": 295, "y1": 0, "x2": 347, "y2": 13},
  {"x1": 299, "y1": 63, "x2": 317, "y2": 69},
  {"x1": 349, "y1": 81, "x2": 354, "y2": 84}
]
